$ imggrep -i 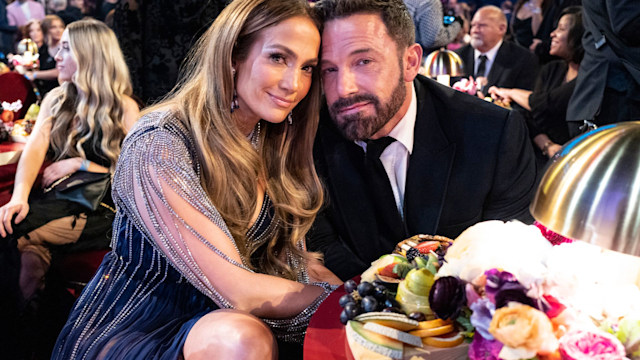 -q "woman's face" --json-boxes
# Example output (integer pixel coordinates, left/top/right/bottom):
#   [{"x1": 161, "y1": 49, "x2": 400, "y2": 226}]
[
  {"x1": 550, "y1": 15, "x2": 572, "y2": 60},
  {"x1": 48, "y1": 19, "x2": 65, "y2": 44},
  {"x1": 28, "y1": 23, "x2": 43, "y2": 45},
  {"x1": 55, "y1": 29, "x2": 78, "y2": 83},
  {"x1": 234, "y1": 16, "x2": 320, "y2": 128}
]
